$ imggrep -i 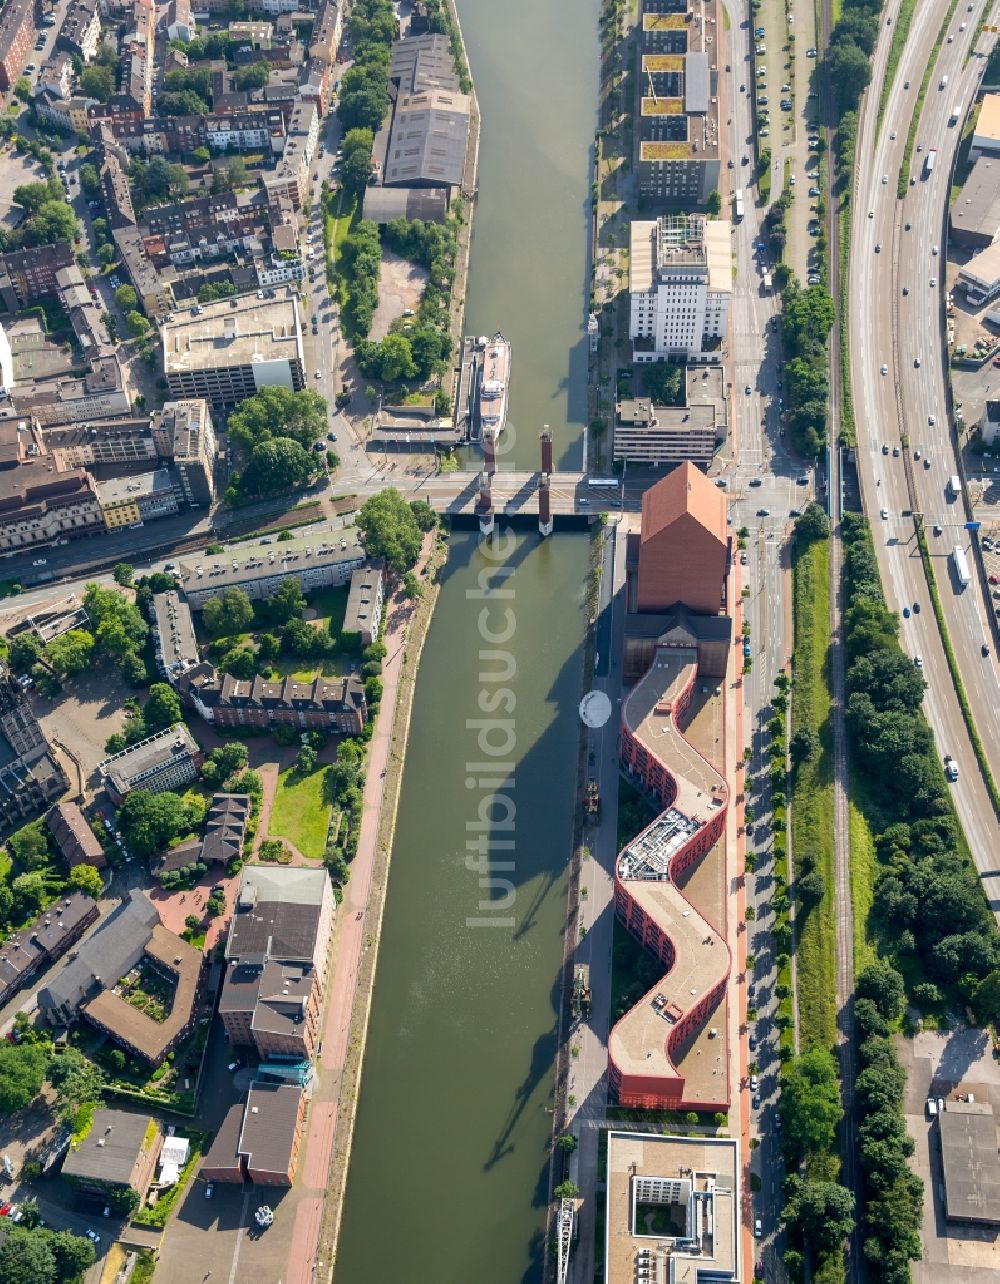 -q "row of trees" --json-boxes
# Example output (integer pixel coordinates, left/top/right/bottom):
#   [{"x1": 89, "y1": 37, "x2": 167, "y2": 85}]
[
  {"x1": 337, "y1": 0, "x2": 397, "y2": 134},
  {"x1": 843, "y1": 514, "x2": 1000, "y2": 1012},
  {"x1": 827, "y1": 0, "x2": 877, "y2": 114},
  {"x1": 341, "y1": 219, "x2": 382, "y2": 338},
  {"x1": 780, "y1": 283, "x2": 835, "y2": 457}
]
